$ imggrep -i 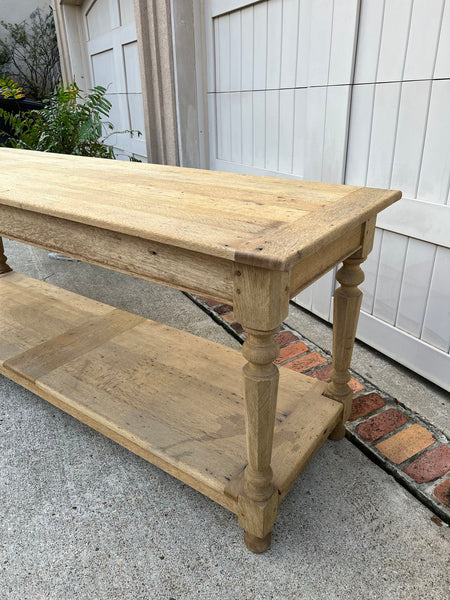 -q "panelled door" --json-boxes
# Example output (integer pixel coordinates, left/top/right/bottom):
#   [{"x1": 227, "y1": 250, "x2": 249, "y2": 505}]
[
  {"x1": 82, "y1": 0, "x2": 147, "y2": 160},
  {"x1": 204, "y1": 0, "x2": 360, "y2": 319},
  {"x1": 202, "y1": 0, "x2": 450, "y2": 391}
]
